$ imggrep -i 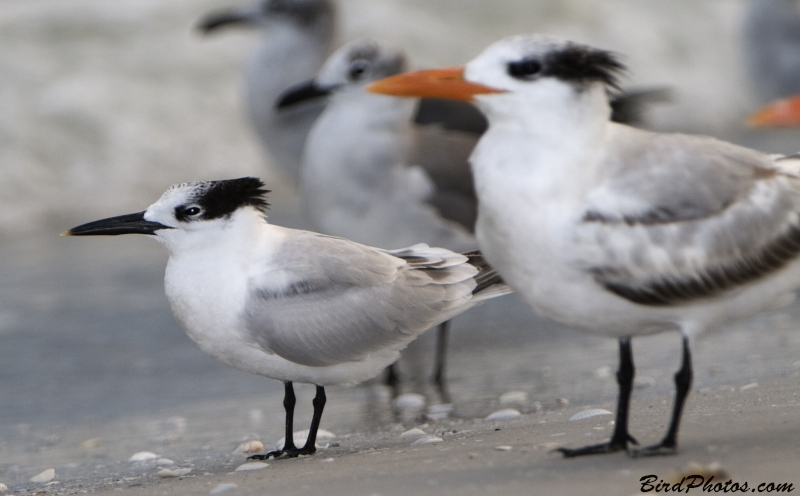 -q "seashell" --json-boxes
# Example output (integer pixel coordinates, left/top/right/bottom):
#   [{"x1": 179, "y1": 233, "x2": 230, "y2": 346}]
[
  {"x1": 569, "y1": 409, "x2": 613, "y2": 421},
  {"x1": 128, "y1": 451, "x2": 159, "y2": 462},
  {"x1": 411, "y1": 436, "x2": 443, "y2": 446},
  {"x1": 30, "y1": 468, "x2": 55, "y2": 483},
  {"x1": 232, "y1": 440, "x2": 264, "y2": 455},
  {"x1": 485, "y1": 409, "x2": 521, "y2": 421},
  {"x1": 399, "y1": 428, "x2": 426, "y2": 439},
  {"x1": 157, "y1": 468, "x2": 191, "y2": 478},
  {"x1": 234, "y1": 462, "x2": 269, "y2": 472}
]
